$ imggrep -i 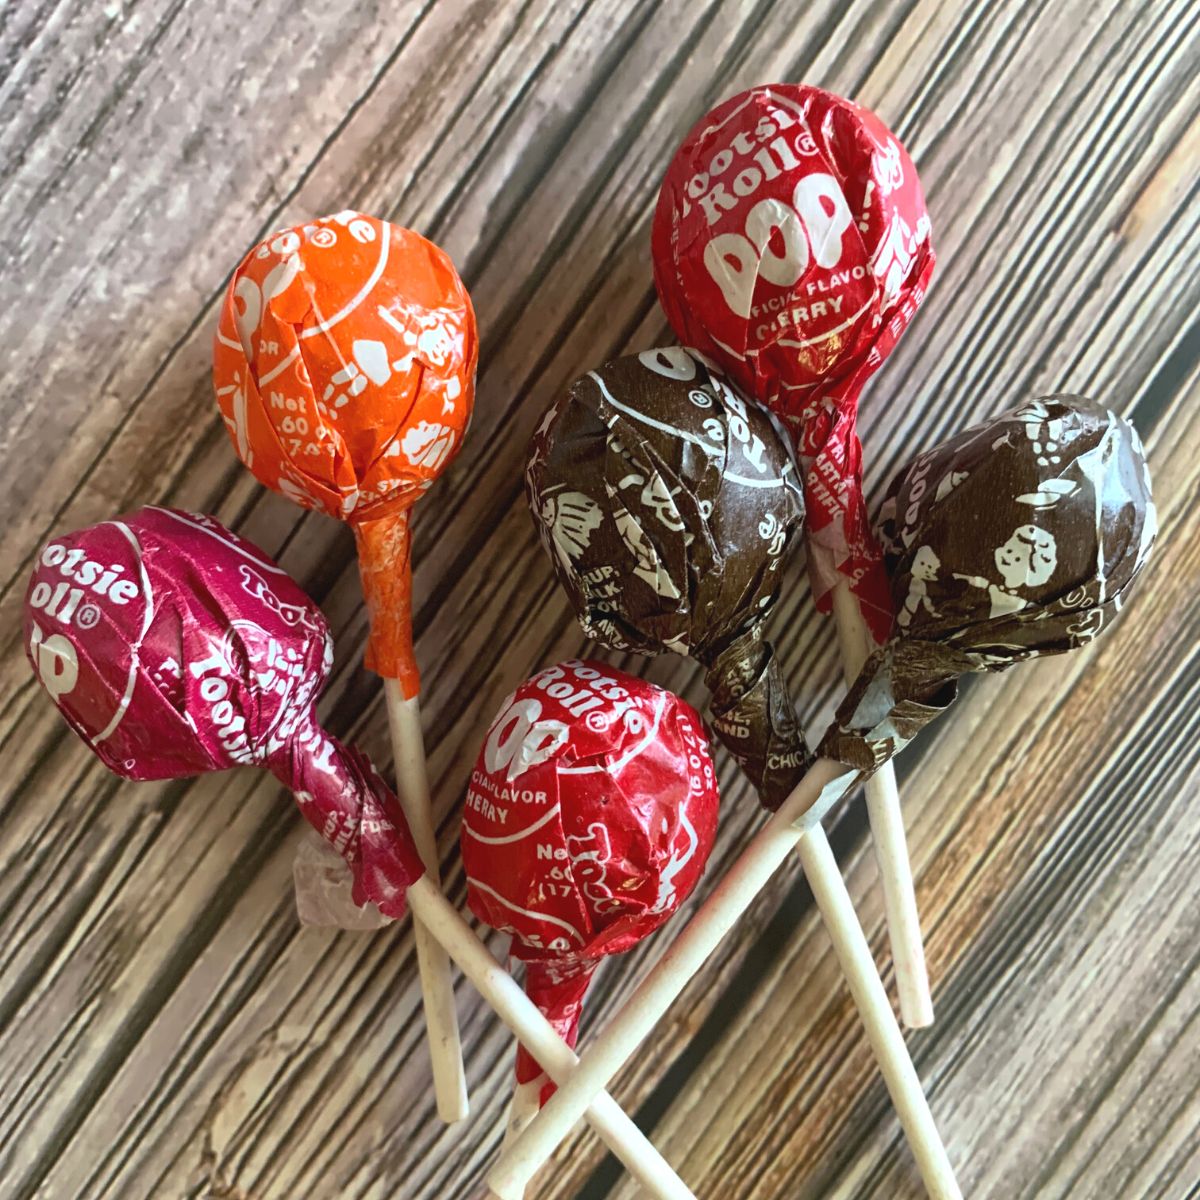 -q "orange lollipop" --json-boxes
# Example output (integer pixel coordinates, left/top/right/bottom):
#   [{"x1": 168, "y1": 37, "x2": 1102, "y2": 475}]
[
  {"x1": 213, "y1": 210, "x2": 477, "y2": 1122},
  {"x1": 213, "y1": 209, "x2": 476, "y2": 691}
]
